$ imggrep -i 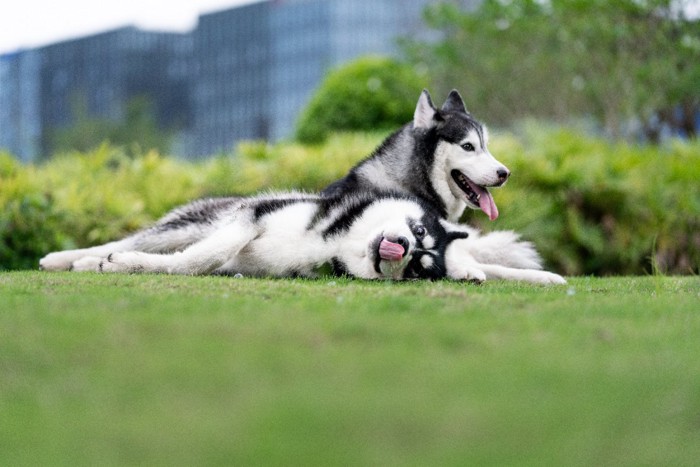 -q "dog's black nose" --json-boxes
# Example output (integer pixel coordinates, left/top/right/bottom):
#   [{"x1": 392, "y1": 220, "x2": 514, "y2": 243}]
[
  {"x1": 497, "y1": 168, "x2": 510, "y2": 183},
  {"x1": 396, "y1": 236, "x2": 410, "y2": 256}
]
